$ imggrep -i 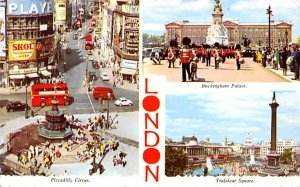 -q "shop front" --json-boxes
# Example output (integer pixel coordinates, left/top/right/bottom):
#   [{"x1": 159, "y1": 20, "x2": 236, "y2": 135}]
[{"x1": 120, "y1": 59, "x2": 138, "y2": 83}]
